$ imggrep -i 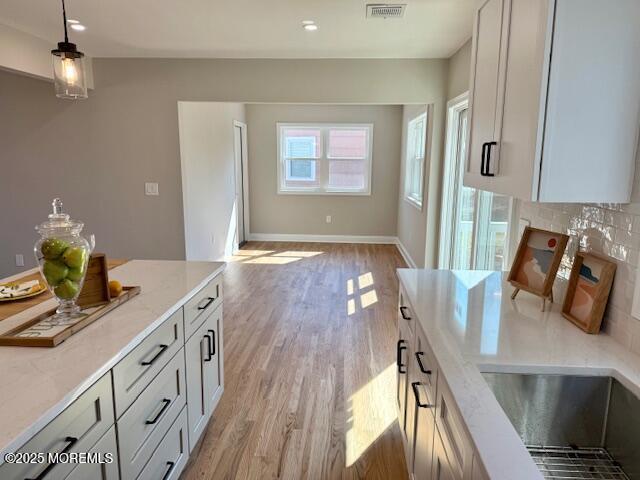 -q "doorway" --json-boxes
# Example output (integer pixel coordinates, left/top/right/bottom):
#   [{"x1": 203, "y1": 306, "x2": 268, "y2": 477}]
[
  {"x1": 438, "y1": 93, "x2": 511, "y2": 270},
  {"x1": 233, "y1": 120, "x2": 249, "y2": 249}
]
